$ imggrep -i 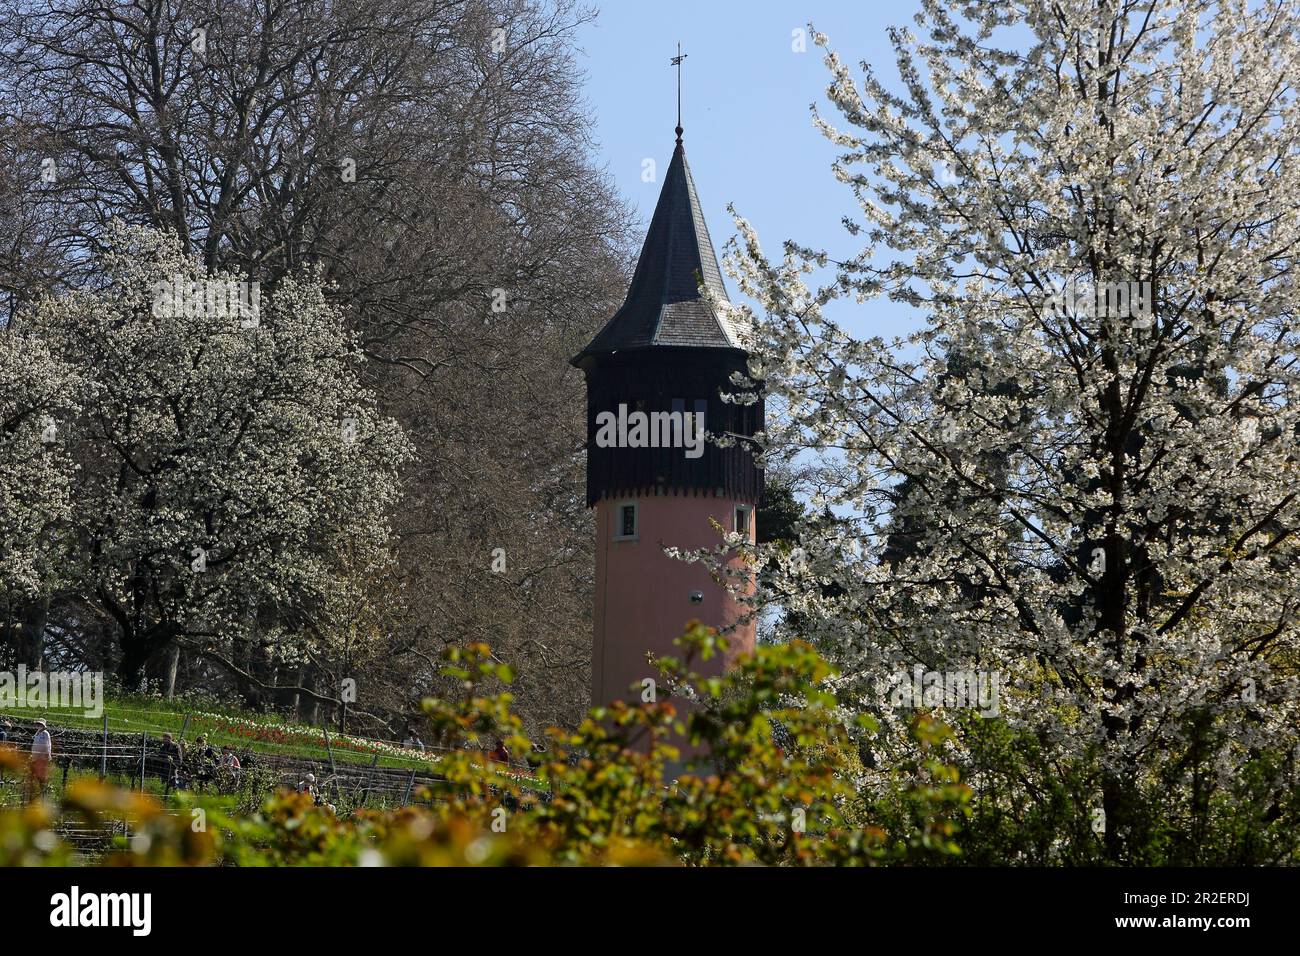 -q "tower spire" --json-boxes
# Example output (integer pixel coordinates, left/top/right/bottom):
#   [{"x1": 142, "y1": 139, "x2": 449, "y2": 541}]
[{"x1": 670, "y1": 43, "x2": 687, "y2": 144}]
